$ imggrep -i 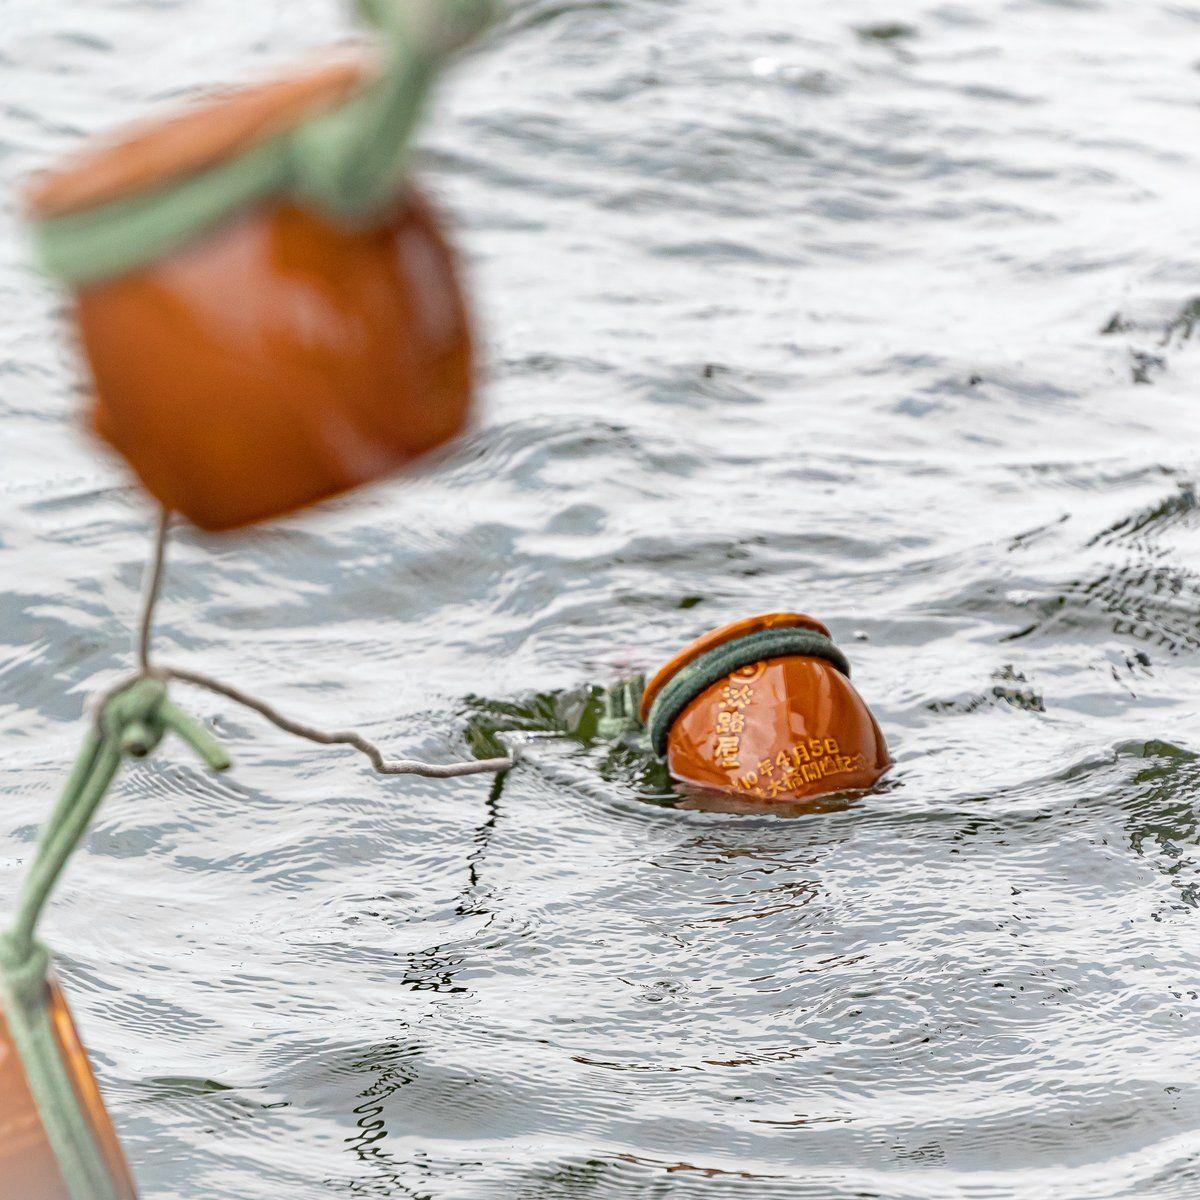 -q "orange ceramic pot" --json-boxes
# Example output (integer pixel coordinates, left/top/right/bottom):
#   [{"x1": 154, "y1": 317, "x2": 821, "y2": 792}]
[
  {"x1": 25, "y1": 61, "x2": 476, "y2": 531},
  {"x1": 0, "y1": 978, "x2": 137, "y2": 1200},
  {"x1": 642, "y1": 613, "x2": 890, "y2": 803}
]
